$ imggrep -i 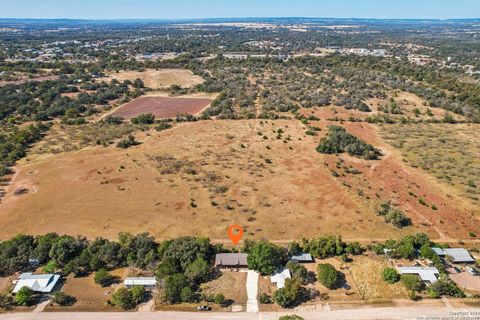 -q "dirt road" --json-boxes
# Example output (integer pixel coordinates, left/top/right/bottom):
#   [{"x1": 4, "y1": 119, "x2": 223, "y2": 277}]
[{"x1": 2, "y1": 307, "x2": 480, "y2": 320}]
